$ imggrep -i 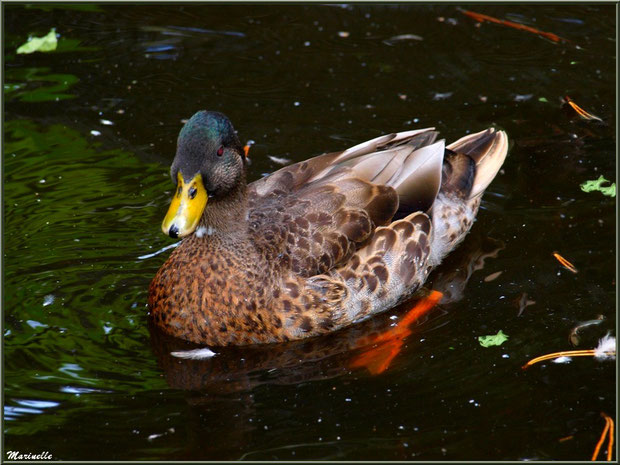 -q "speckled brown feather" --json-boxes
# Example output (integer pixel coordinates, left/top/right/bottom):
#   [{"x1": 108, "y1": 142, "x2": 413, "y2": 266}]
[
  {"x1": 149, "y1": 117, "x2": 508, "y2": 346},
  {"x1": 248, "y1": 177, "x2": 397, "y2": 277}
]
